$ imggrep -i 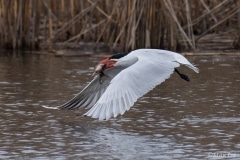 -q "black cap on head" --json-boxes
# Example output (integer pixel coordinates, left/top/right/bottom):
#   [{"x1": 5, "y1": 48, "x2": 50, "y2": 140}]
[{"x1": 109, "y1": 52, "x2": 129, "y2": 59}]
